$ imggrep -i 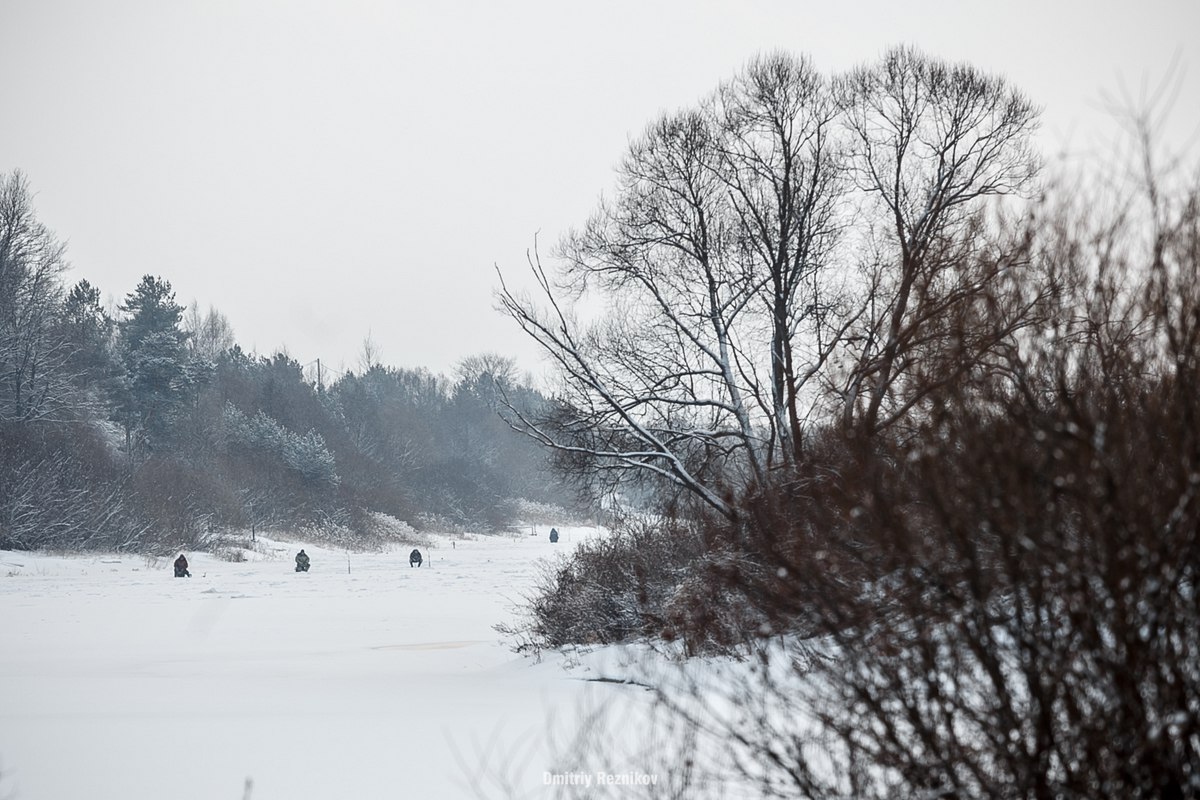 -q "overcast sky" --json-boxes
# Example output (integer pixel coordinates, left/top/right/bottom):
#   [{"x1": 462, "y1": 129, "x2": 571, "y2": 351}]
[{"x1": 3, "y1": 0, "x2": 1198, "y2": 379}]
